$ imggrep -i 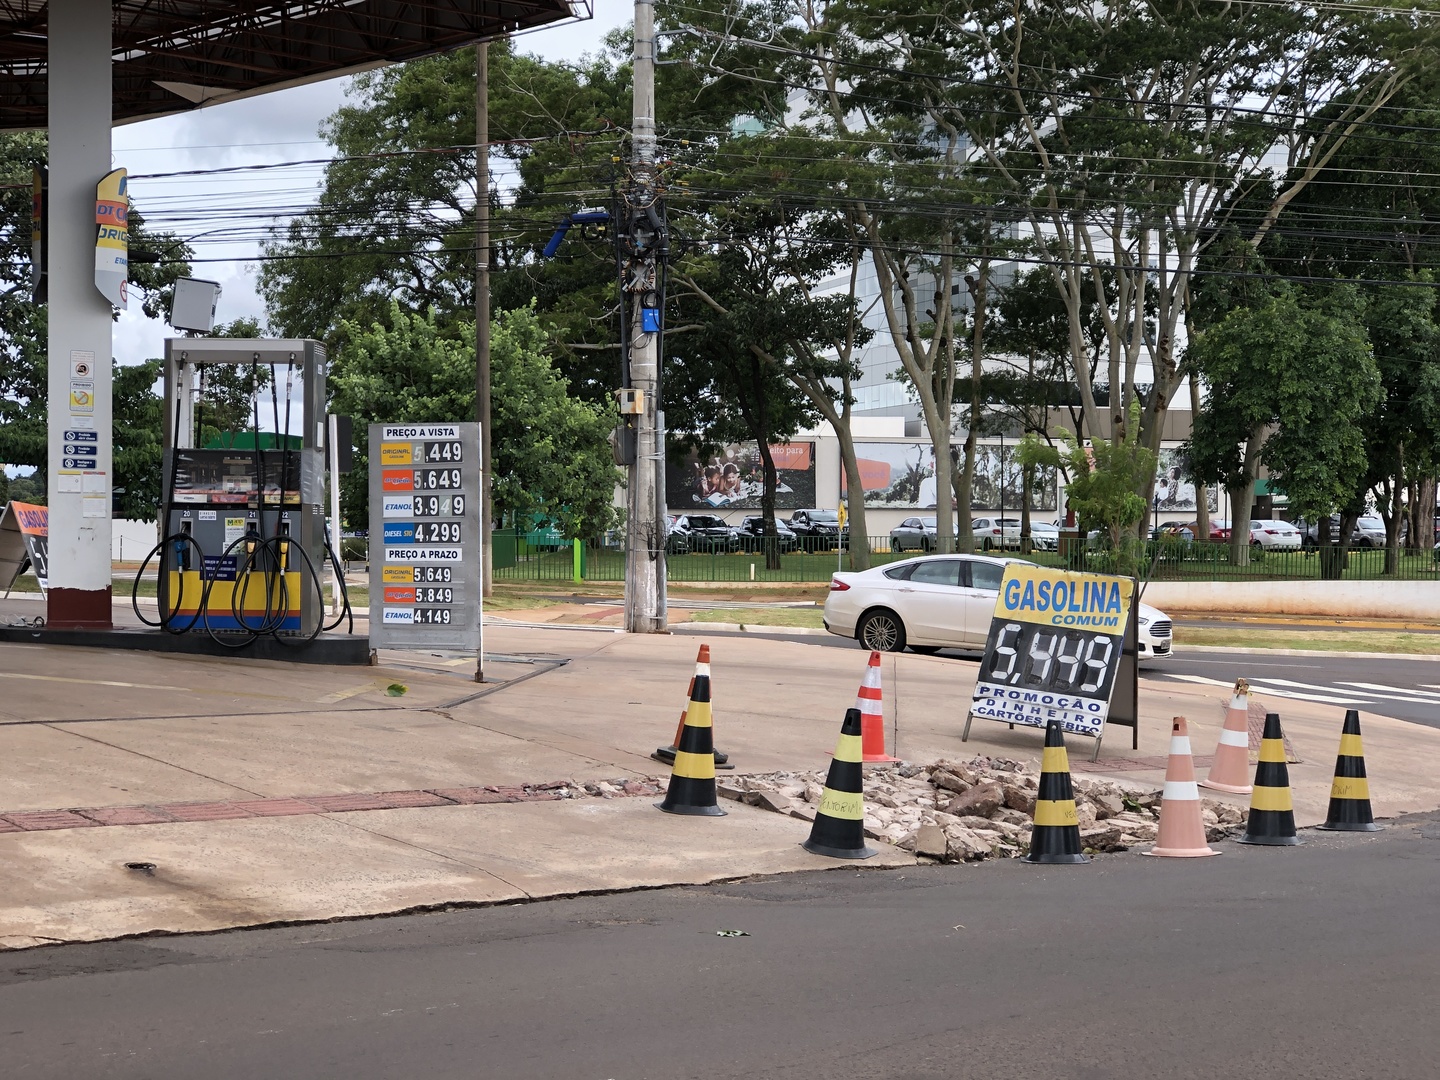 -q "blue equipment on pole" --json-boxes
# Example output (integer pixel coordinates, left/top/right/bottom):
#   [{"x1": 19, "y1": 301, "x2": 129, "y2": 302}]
[{"x1": 541, "y1": 209, "x2": 612, "y2": 258}]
